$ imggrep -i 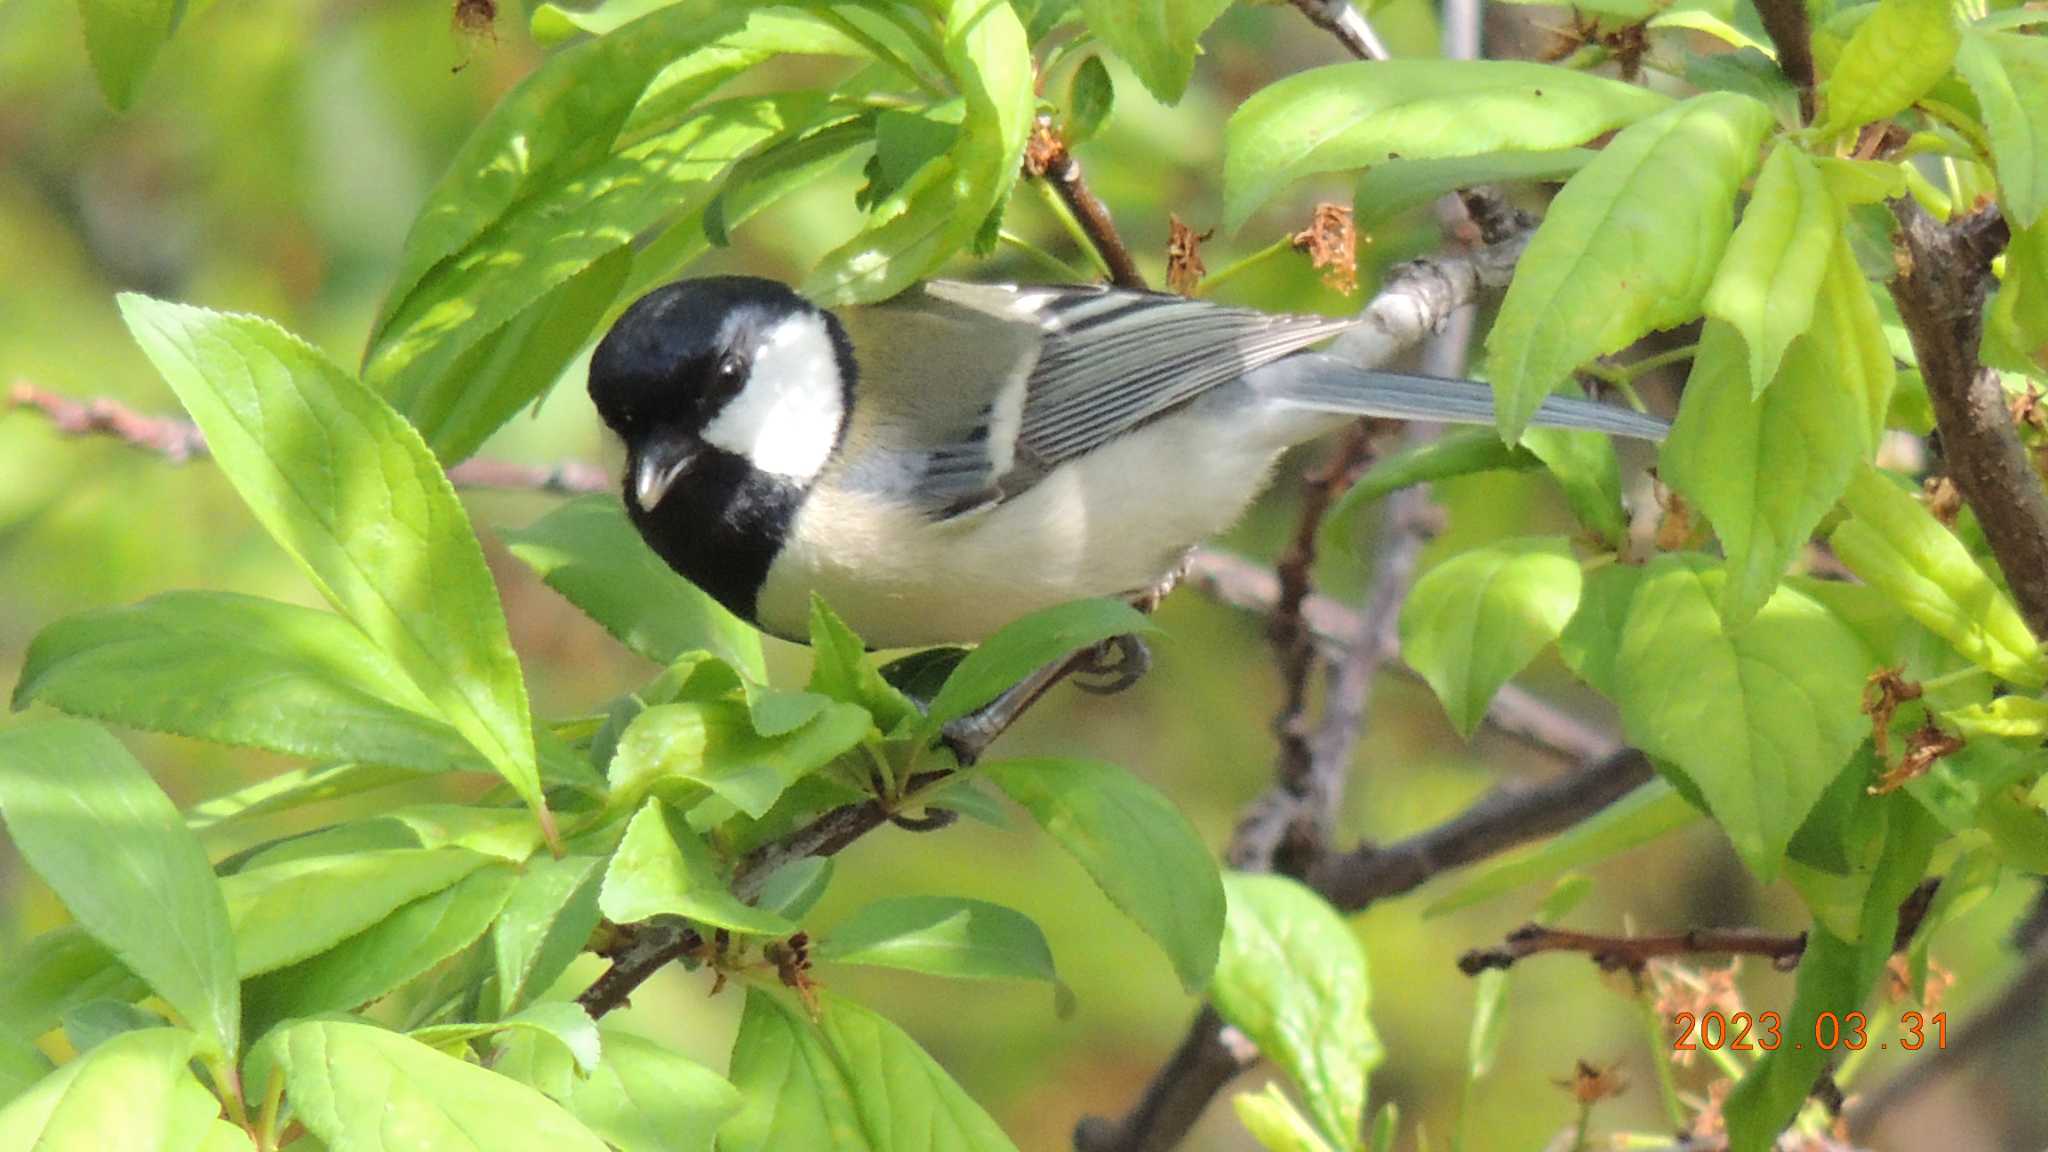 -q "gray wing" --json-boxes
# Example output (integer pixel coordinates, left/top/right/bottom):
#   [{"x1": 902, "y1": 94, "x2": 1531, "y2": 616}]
[{"x1": 839, "y1": 281, "x2": 1349, "y2": 518}]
